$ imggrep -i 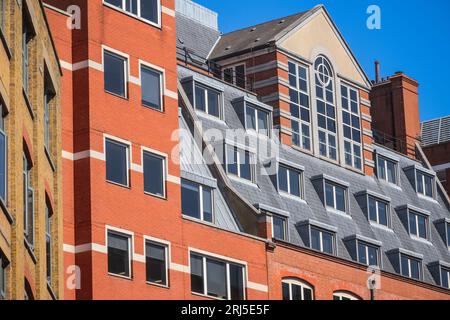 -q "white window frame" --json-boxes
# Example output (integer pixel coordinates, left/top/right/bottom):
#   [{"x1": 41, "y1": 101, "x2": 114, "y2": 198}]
[
  {"x1": 400, "y1": 254, "x2": 422, "y2": 280},
  {"x1": 139, "y1": 62, "x2": 164, "y2": 111},
  {"x1": 103, "y1": 48, "x2": 129, "y2": 99},
  {"x1": 446, "y1": 222, "x2": 450, "y2": 249},
  {"x1": 368, "y1": 196, "x2": 390, "y2": 228},
  {"x1": 144, "y1": 237, "x2": 170, "y2": 288},
  {"x1": 189, "y1": 251, "x2": 247, "y2": 300},
  {"x1": 244, "y1": 103, "x2": 270, "y2": 137},
  {"x1": 341, "y1": 83, "x2": 362, "y2": 171},
  {"x1": 225, "y1": 145, "x2": 255, "y2": 183},
  {"x1": 102, "y1": 0, "x2": 162, "y2": 28},
  {"x1": 415, "y1": 169, "x2": 435, "y2": 199},
  {"x1": 357, "y1": 240, "x2": 380, "y2": 267},
  {"x1": 104, "y1": 137, "x2": 131, "y2": 187},
  {"x1": 333, "y1": 291, "x2": 360, "y2": 300},
  {"x1": 282, "y1": 278, "x2": 314, "y2": 300},
  {"x1": 441, "y1": 267, "x2": 450, "y2": 289},
  {"x1": 310, "y1": 226, "x2": 335, "y2": 254},
  {"x1": 278, "y1": 165, "x2": 304, "y2": 199},
  {"x1": 0, "y1": 254, "x2": 6, "y2": 300},
  {"x1": 181, "y1": 179, "x2": 215, "y2": 223},
  {"x1": 193, "y1": 83, "x2": 222, "y2": 119},
  {"x1": 0, "y1": 102, "x2": 7, "y2": 203},
  {"x1": 407, "y1": 210, "x2": 429, "y2": 240},
  {"x1": 142, "y1": 147, "x2": 167, "y2": 199},
  {"x1": 23, "y1": 153, "x2": 34, "y2": 248},
  {"x1": 376, "y1": 154, "x2": 398, "y2": 185},
  {"x1": 324, "y1": 180, "x2": 348, "y2": 214},
  {"x1": 106, "y1": 226, "x2": 134, "y2": 279},
  {"x1": 271, "y1": 214, "x2": 288, "y2": 241}
]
